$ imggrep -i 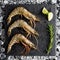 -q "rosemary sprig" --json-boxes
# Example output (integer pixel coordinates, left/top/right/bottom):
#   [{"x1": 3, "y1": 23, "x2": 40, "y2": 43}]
[{"x1": 47, "y1": 24, "x2": 54, "y2": 54}]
